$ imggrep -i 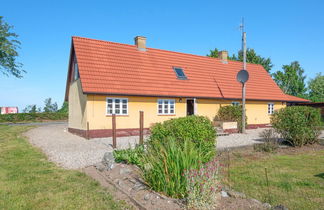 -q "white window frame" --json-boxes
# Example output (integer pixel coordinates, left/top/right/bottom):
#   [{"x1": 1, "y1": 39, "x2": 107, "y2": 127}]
[
  {"x1": 268, "y1": 103, "x2": 274, "y2": 115},
  {"x1": 157, "y1": 99, "x2": 176, "y2": 115},
  {"x1": 232, "y1": 101, "x2": 240, "y2": 106},
  {"x1": 106, "y1": 97, "x2": 128, "y2": 116}
]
